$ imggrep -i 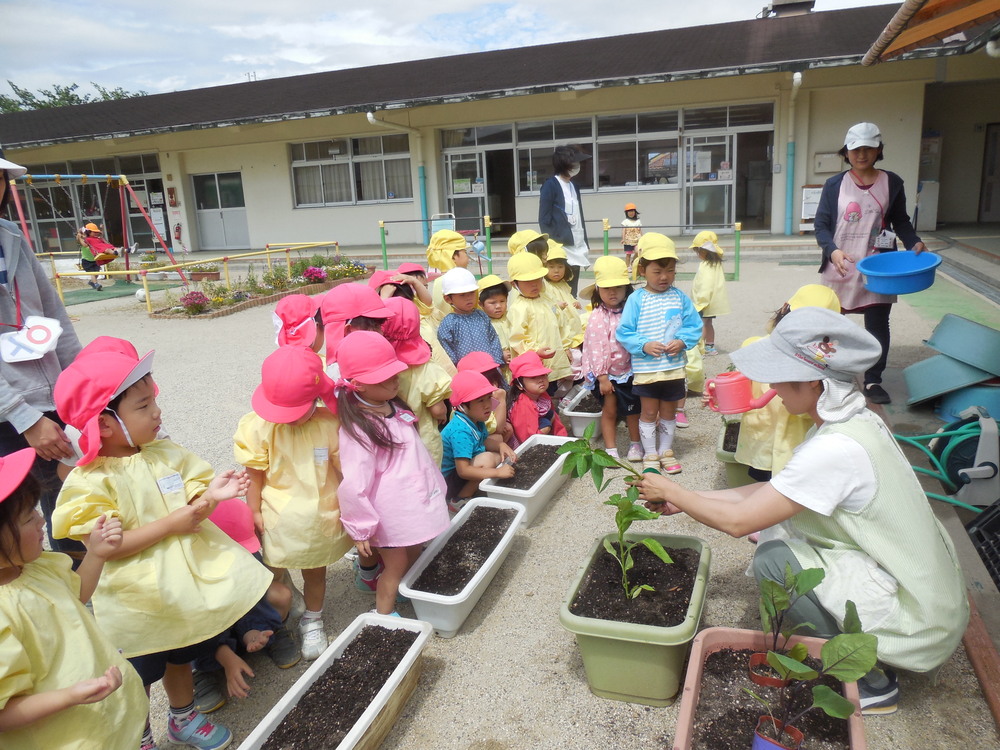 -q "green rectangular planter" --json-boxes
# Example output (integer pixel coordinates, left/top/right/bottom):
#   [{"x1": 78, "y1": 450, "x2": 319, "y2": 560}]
[{"x1": 559, "y1": 532, "x2": 711, "y2": 706}]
